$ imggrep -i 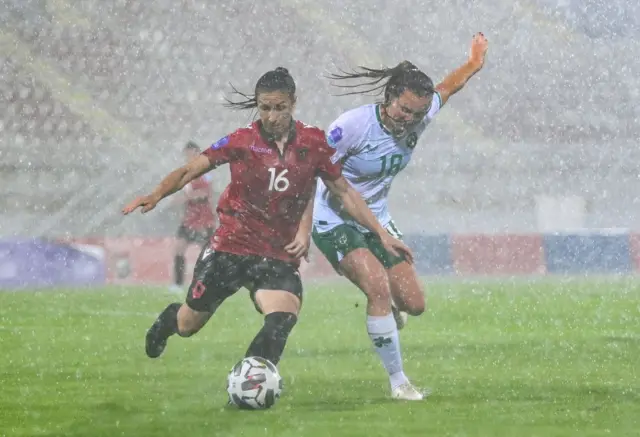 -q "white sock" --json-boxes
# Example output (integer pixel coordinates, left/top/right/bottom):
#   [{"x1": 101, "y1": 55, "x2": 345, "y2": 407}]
[{"x1": 367, "y1": 313, "x2": 408, "y2": 390}]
